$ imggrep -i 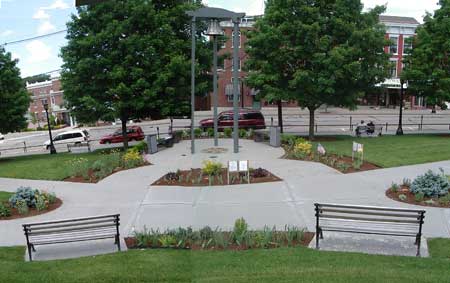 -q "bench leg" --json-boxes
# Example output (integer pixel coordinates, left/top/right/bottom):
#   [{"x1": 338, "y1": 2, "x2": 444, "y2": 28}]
[
  {"x1": 416, "y1": 236, "x2": 421, "y2": 257},
  {"x1": 116, "y1": 235, "x2": 121, "y2": 251},
  {"x1": 27, "y1": 245, "x2": 33, "y2": 262}
]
